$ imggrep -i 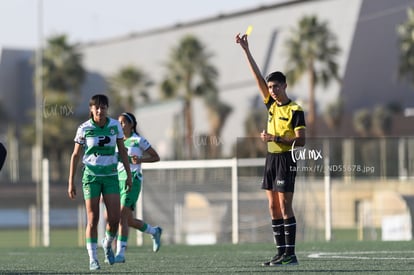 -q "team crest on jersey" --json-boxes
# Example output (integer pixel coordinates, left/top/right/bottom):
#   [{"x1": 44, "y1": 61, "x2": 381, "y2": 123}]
[{"x1": 110, "y1": 128, "x2": 115, "y2": 135}]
